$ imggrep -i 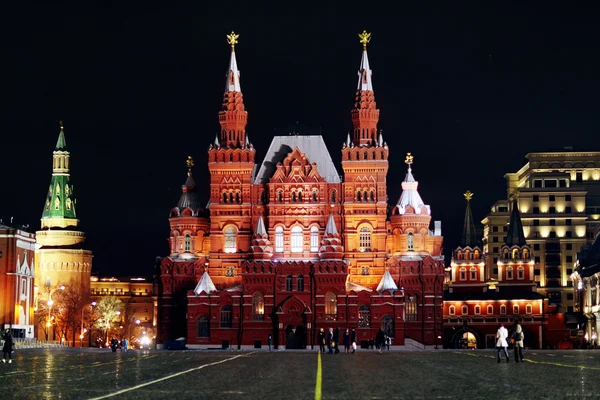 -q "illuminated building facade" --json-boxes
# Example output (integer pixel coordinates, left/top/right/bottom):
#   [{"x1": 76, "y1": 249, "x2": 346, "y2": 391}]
[
  {"x1": 34, "y1": 123, "x2": 93, "y2": 339},
  {"x1": 157, "y1": 32, "x2": 445, "y2": 349},
  {"x1": 0, "y1": 223, "x2": 36, "y2": 338},
  {"x1": 482, "y1": 152, "x2": 600, "y2": 322},
  {"x1": 89, "y1": 276, "x2": 157, "y2": 345},
  {"x1": 573, "y1": 232, "x2": 600, "y2": 345},
  {"x1": 444, "y1": 192, "x2": 547, "y2": 349}
]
